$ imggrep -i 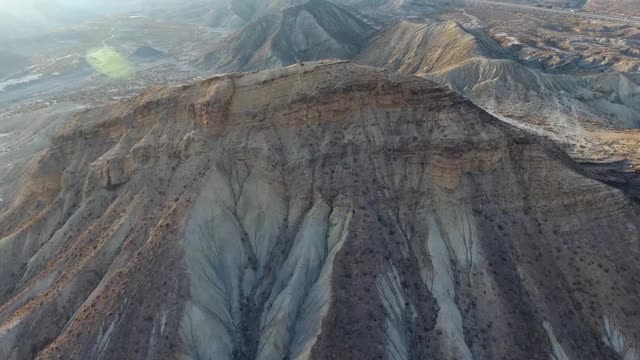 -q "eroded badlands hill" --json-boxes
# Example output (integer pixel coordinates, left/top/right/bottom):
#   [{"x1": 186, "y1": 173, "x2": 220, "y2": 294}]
[
  {"x1": 0, "y1": 61, "x2": 639, "y2": 360},
  {"x1": 198, "y1": 0, "x2": 376, "y2": 72}
]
